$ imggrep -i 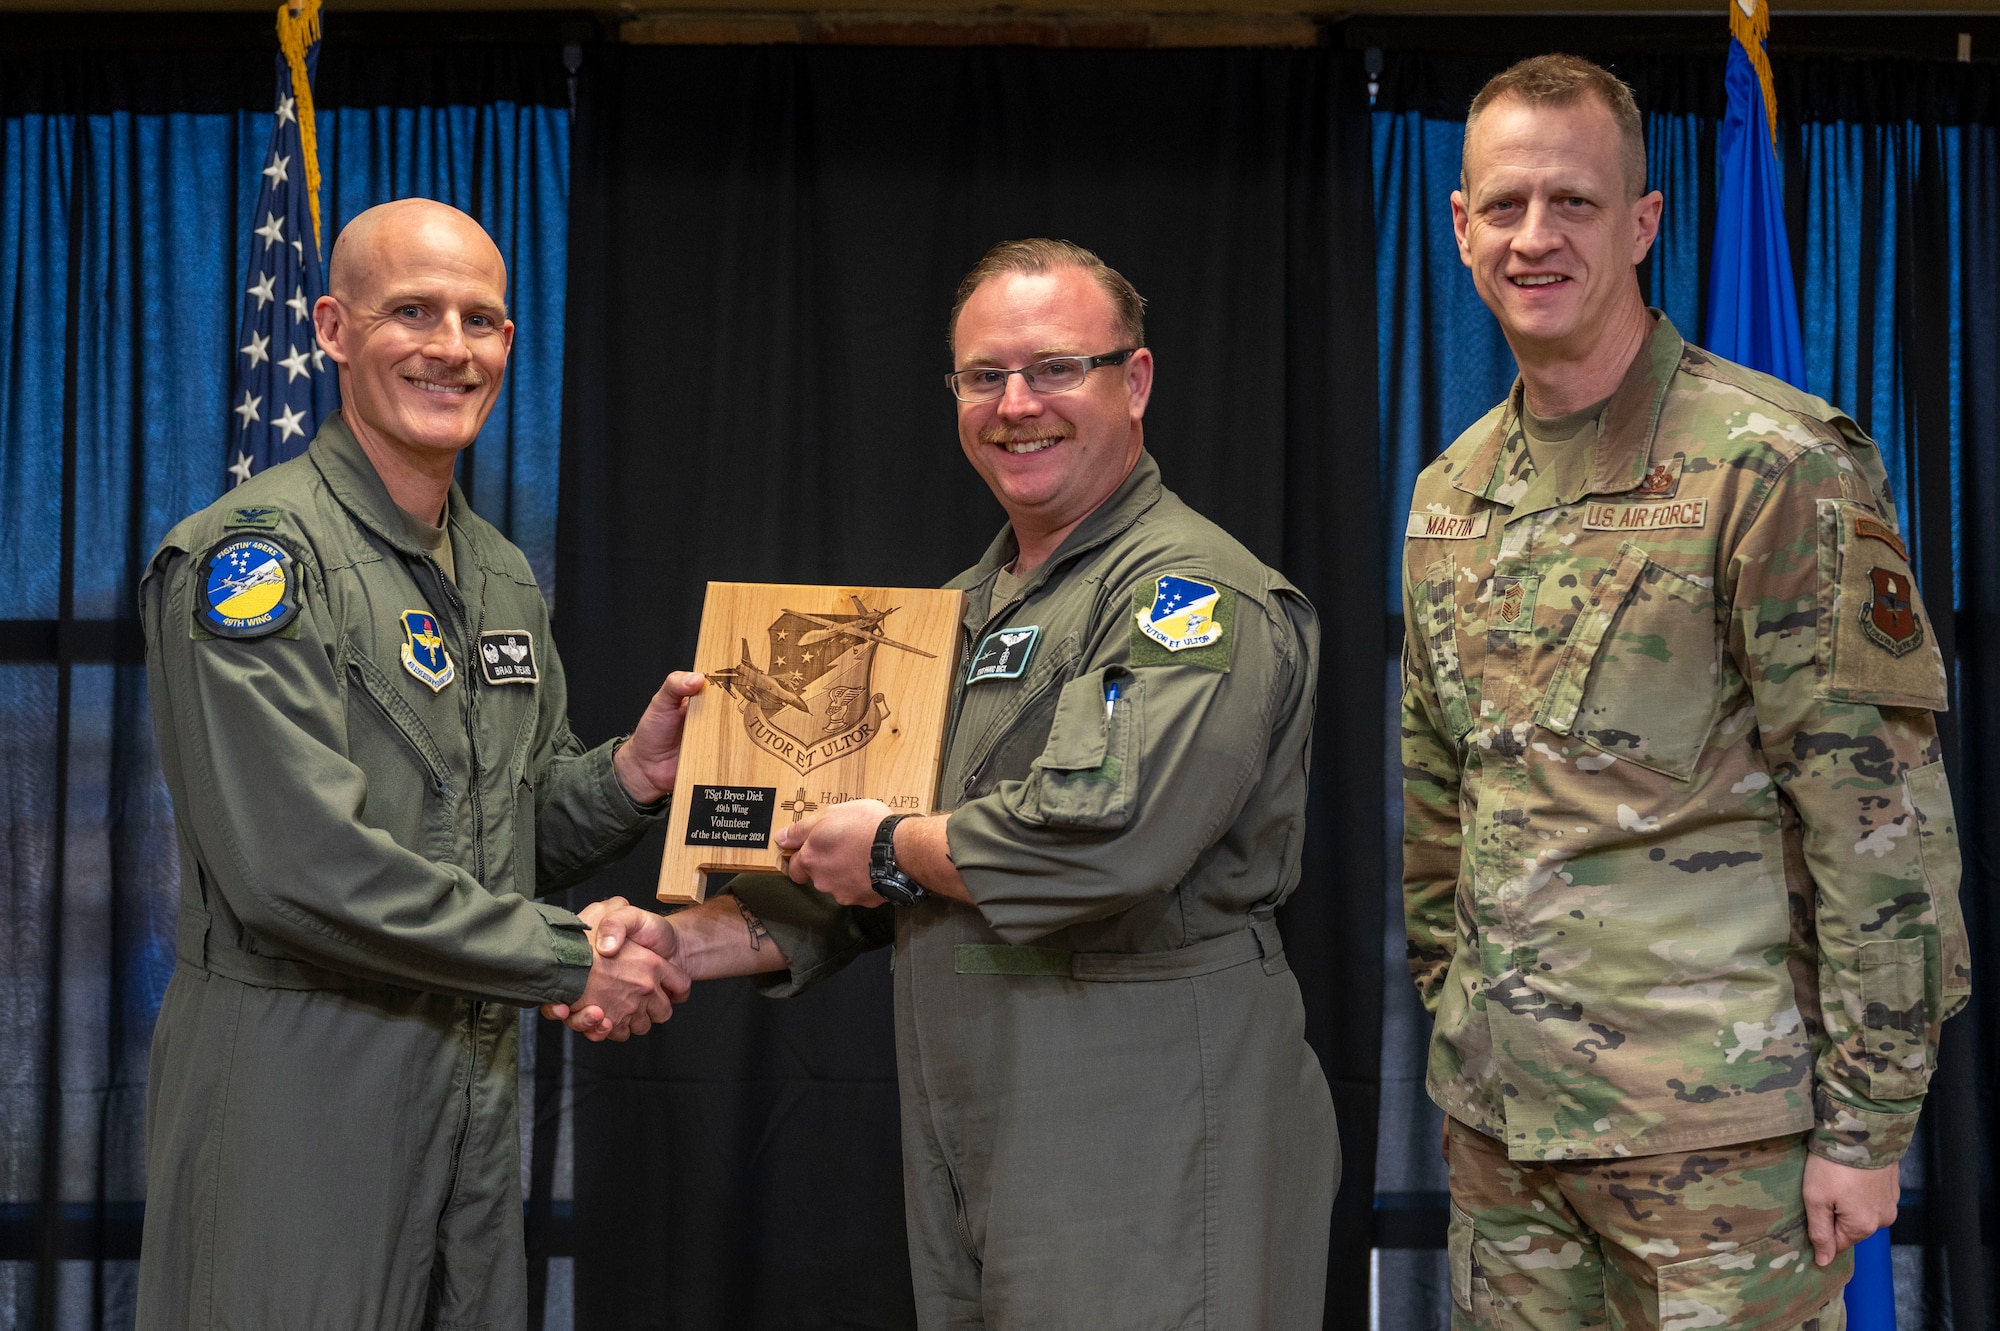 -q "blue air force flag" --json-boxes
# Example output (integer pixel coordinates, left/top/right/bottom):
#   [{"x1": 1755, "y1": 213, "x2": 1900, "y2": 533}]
[
  {"x1": 228, "y1": 0, "x2": 338, "y2": 490},
  {"x1": 1136, "y1": 575, "x2": 1225, "y2": 652},
  {"x1": 1705, "y1": 0, "x2": 1805, "y2": 389}
]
